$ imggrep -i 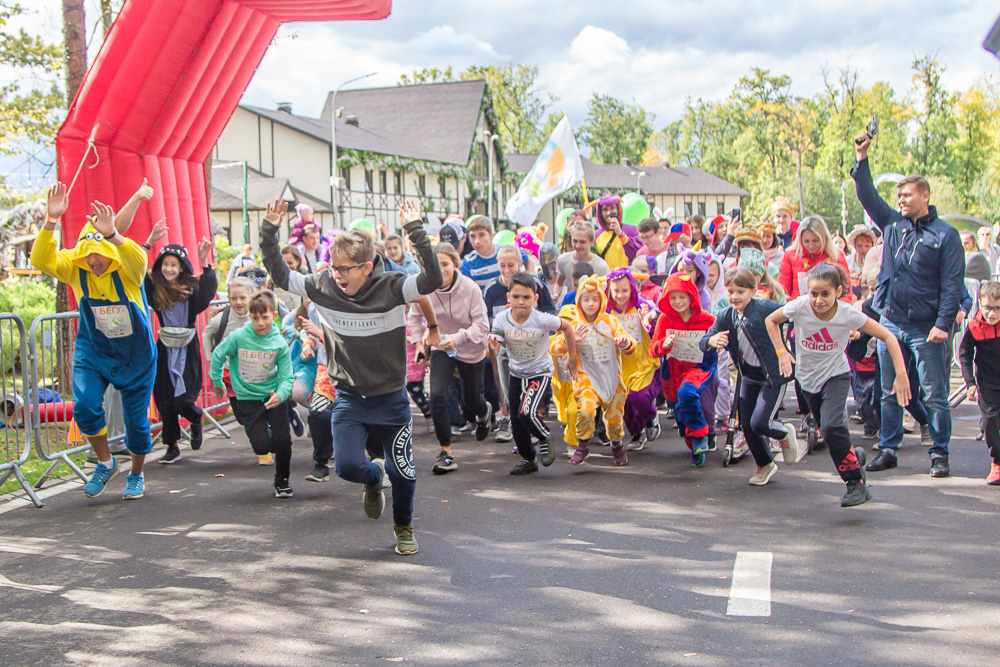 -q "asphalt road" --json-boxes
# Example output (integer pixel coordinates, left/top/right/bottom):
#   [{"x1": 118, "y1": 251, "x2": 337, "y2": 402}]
[{"x1": 1, "y1": 402, "x2": 998, "y2": 666}]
